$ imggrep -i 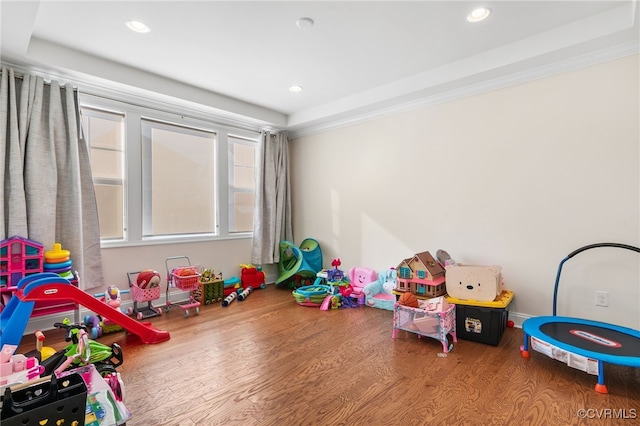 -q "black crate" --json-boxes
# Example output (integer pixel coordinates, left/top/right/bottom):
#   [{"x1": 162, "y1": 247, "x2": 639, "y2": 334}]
[
  {"x1": 455, "y1": 303, "x2": 509, "y2": 346},
  {"x1": 1, "y1": 373, "x2": 87, "y2": 426}
]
